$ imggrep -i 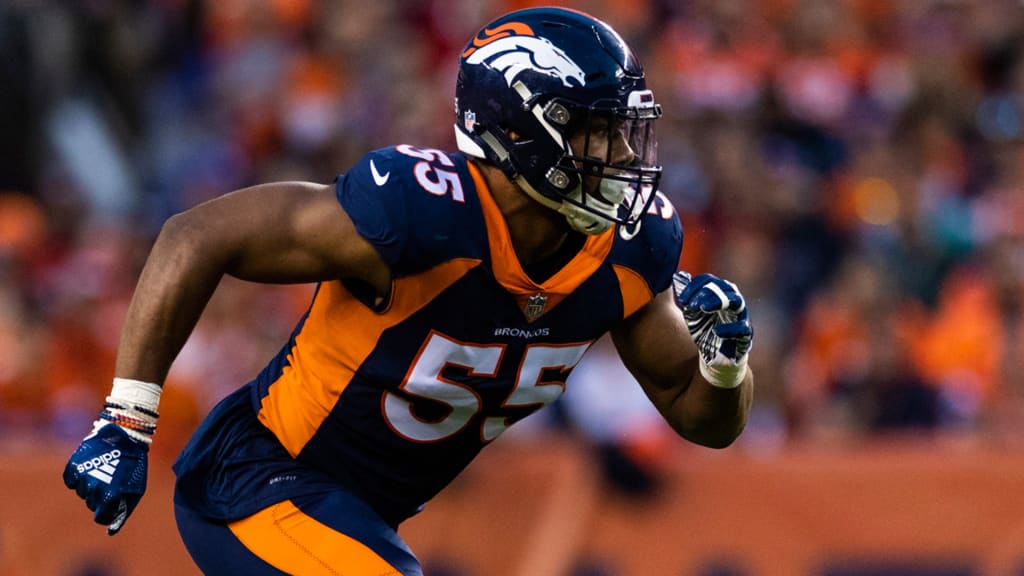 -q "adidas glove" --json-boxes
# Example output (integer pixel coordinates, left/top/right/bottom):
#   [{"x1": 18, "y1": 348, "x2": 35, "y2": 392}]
[
  {"x1": 673, "y1": 271, "x2": 753, "y2": 389},
  {"x1": 63, "y1": 423, "x2": 149, "y2": 535},
  {"x1": 63, "y1": 378, "x2": 160, "y2": 535}
]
